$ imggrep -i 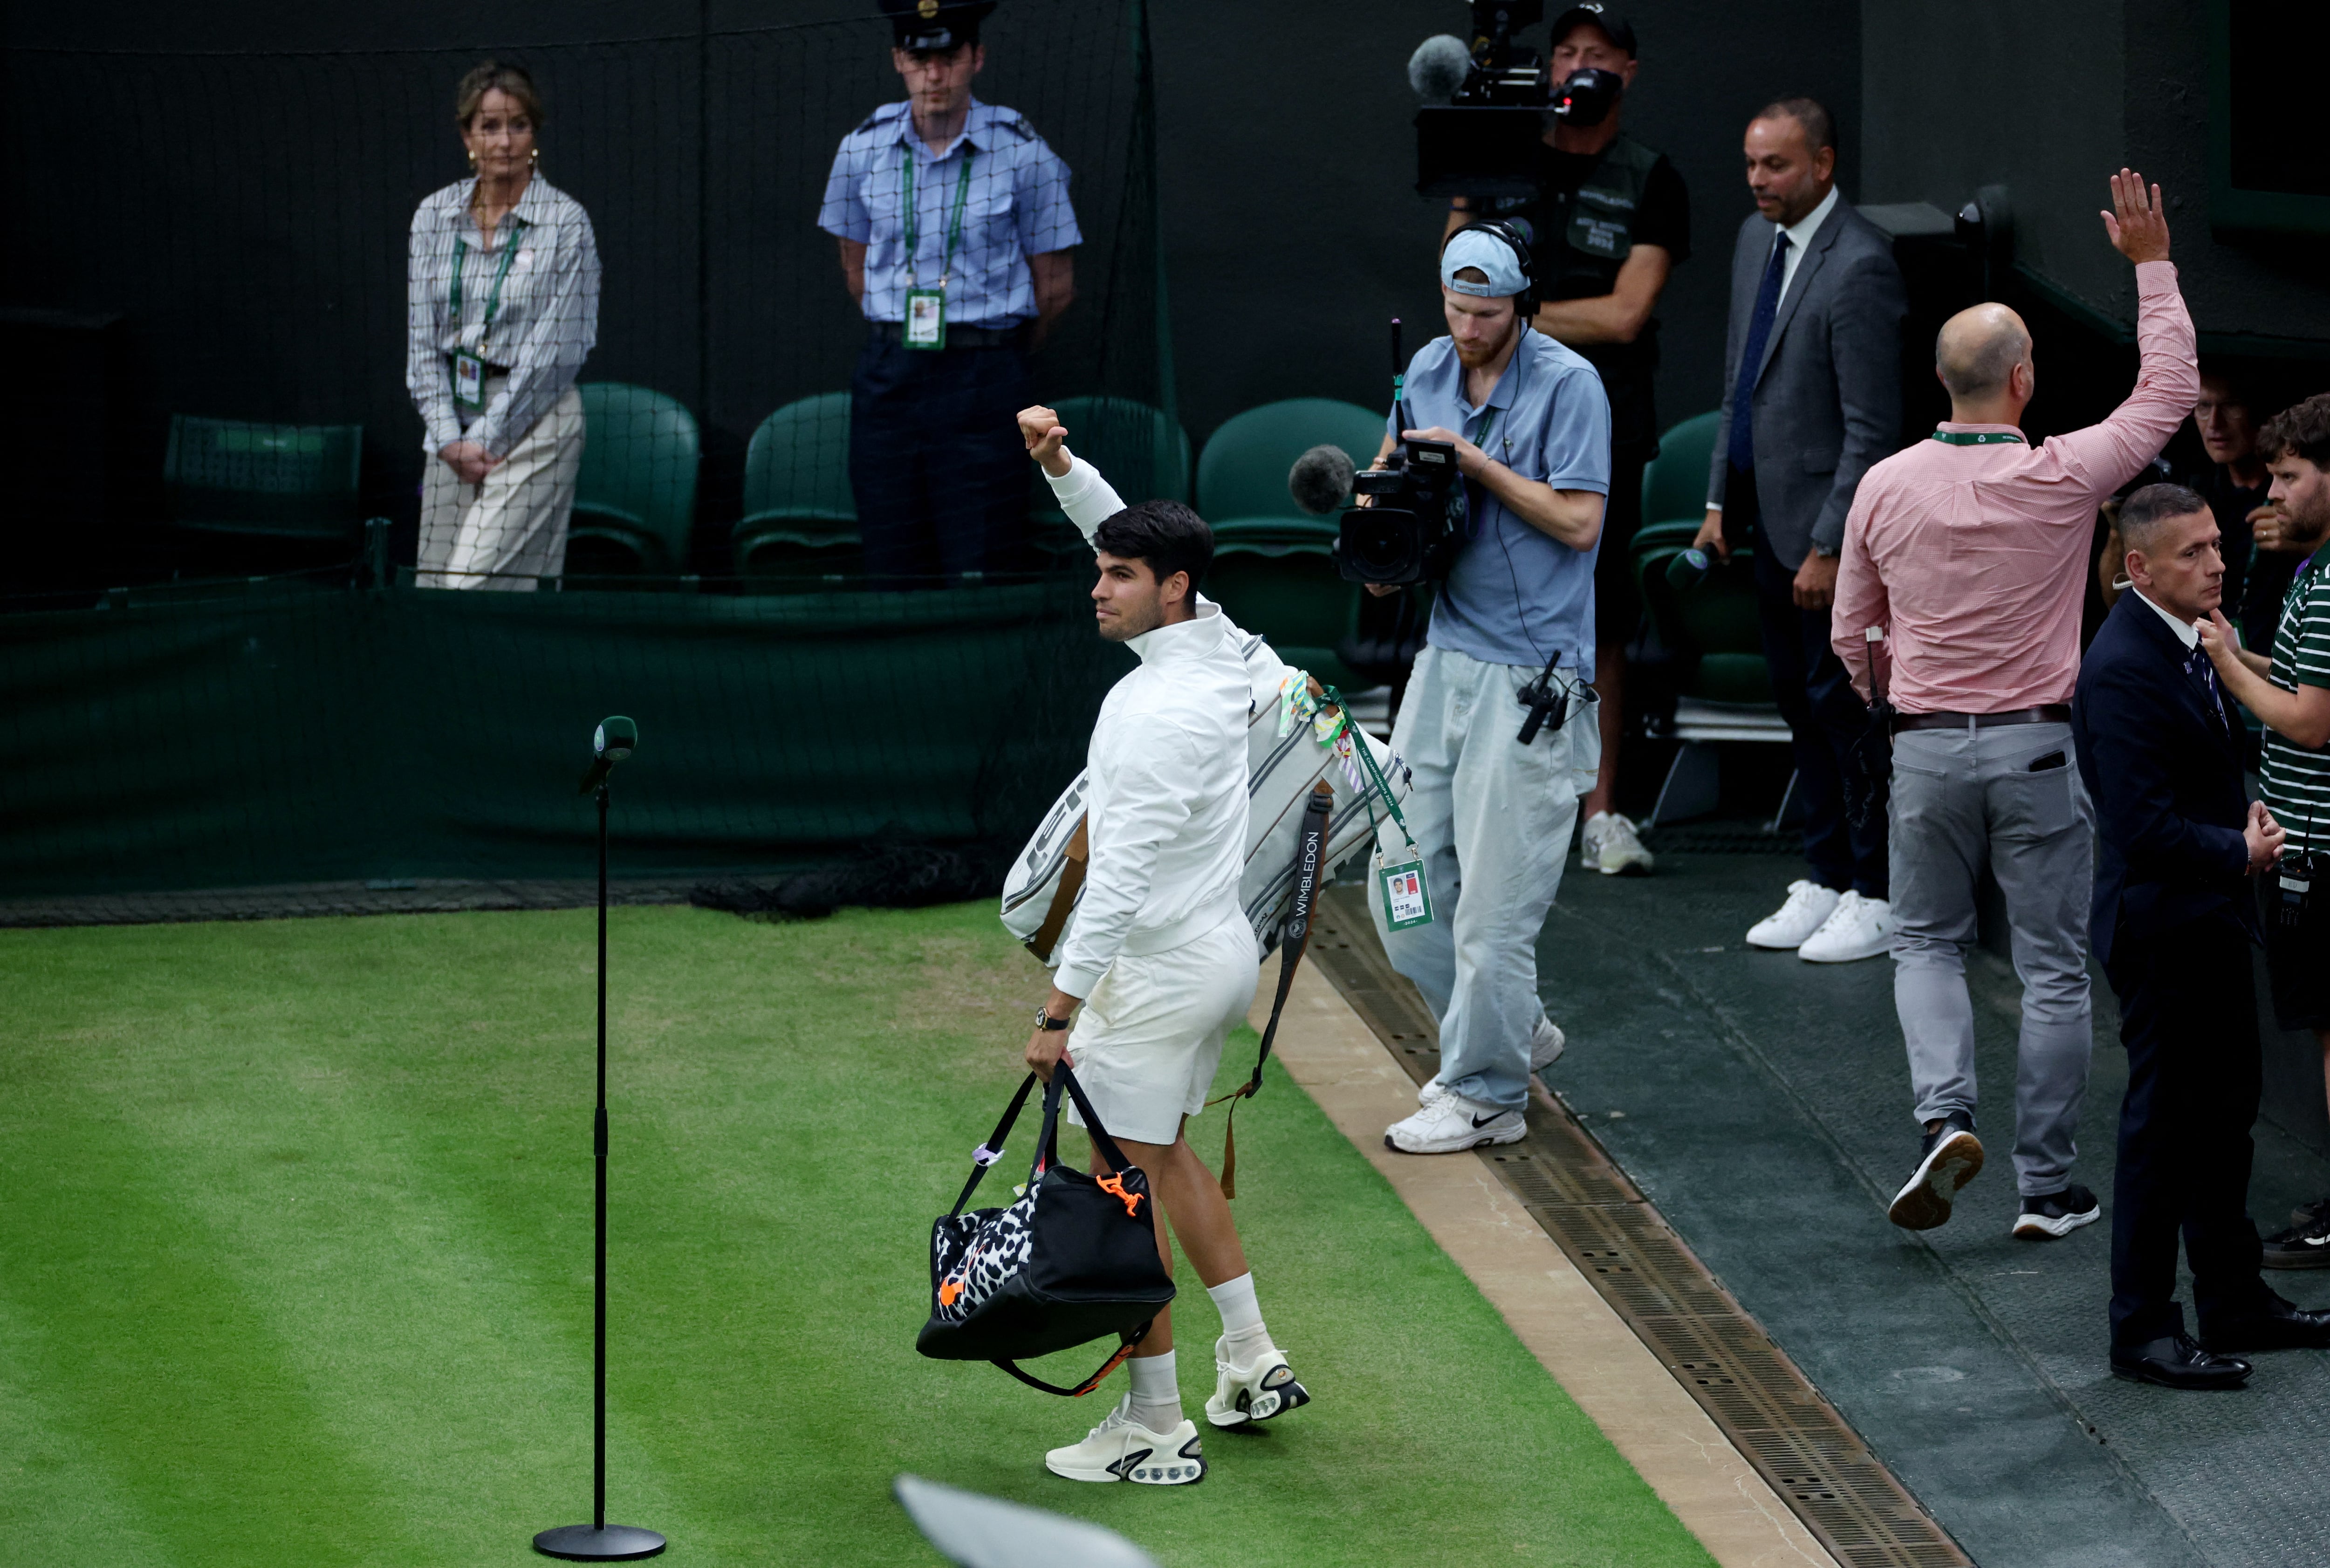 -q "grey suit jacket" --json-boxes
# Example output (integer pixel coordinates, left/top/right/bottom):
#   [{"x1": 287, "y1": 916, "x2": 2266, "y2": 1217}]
[{"x1": 1704, "y1": 199, "x2": 1906, "y2": 570}]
